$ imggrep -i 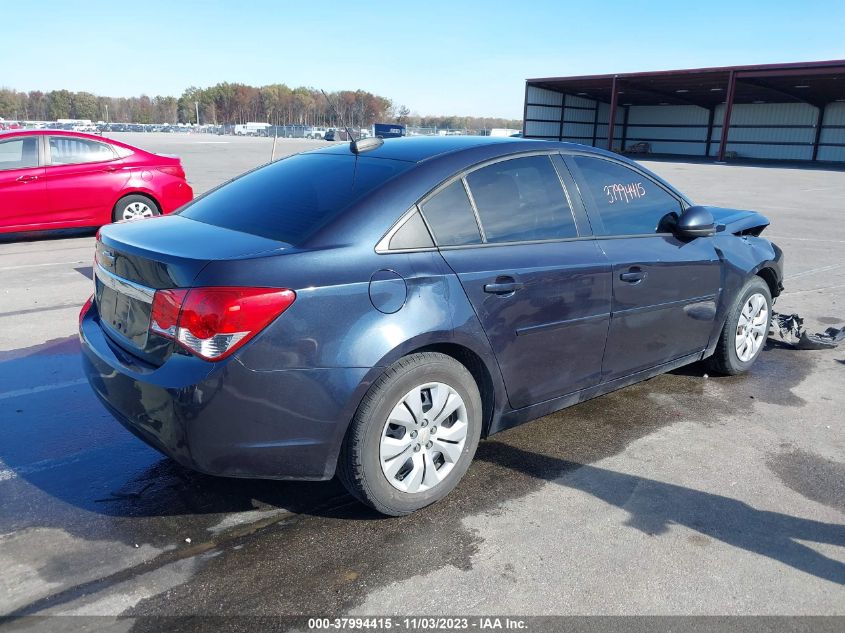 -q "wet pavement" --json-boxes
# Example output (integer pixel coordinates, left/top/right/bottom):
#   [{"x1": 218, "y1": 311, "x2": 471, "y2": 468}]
[{"x1": 0, "y1": 136, "x2": 843, "y2": 624}]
